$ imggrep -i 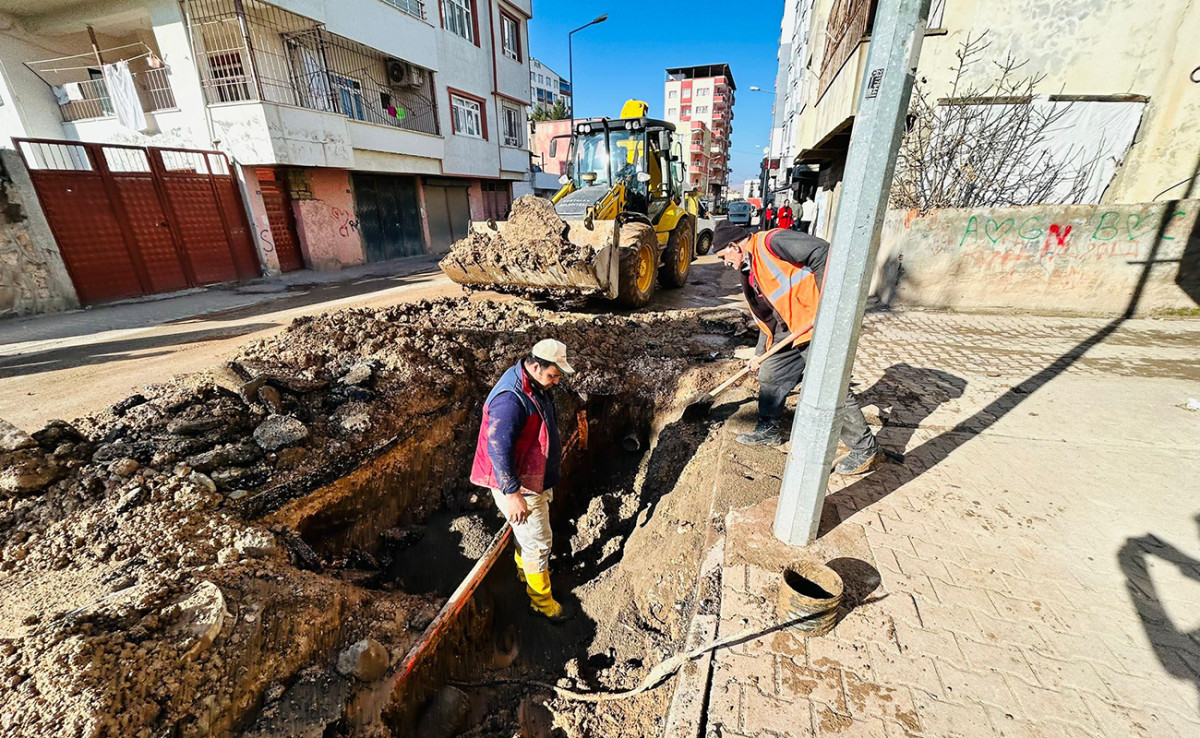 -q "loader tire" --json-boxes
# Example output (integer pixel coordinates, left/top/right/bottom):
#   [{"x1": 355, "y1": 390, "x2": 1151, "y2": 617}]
[
  {"x1": 659, "y1": 219, "x2": 693, "y2": 289},
  {"x1": 616, "y1": 223, "x2": 657, "y2": 308}
]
